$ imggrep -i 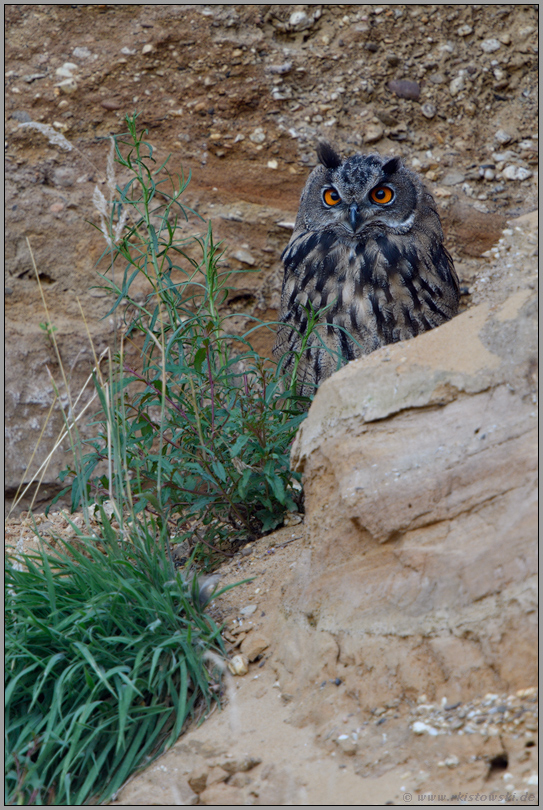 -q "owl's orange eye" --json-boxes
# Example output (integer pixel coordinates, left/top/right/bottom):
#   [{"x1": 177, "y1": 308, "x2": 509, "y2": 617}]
[
  {"x1": 370, "y1": 185, "x2": 394, "y2": 204},
  {"x1": 323, "y1": 188, "x2": 341, "y2": 206}
]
